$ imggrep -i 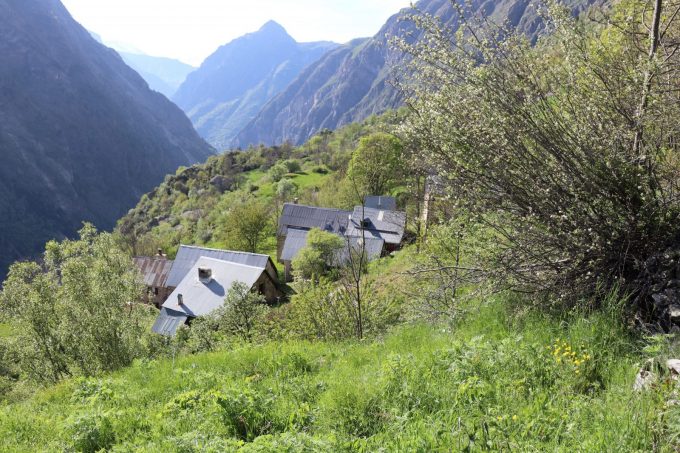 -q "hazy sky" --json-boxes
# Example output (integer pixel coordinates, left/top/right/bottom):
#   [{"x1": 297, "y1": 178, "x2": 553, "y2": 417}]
[{"x1": 61, "y1": 0, "x2": 411, "y2": 66}]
